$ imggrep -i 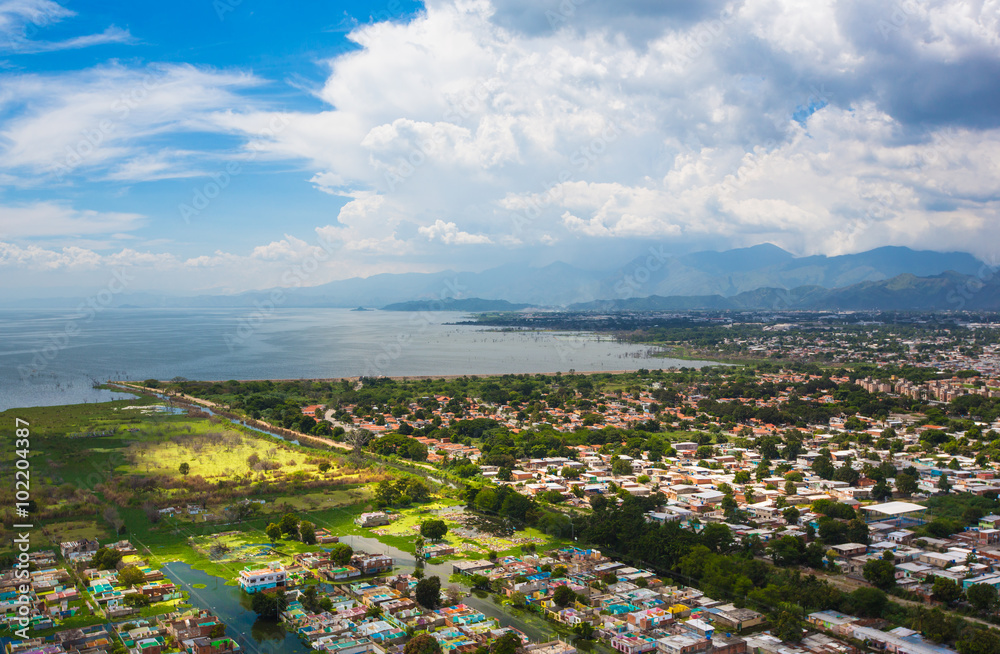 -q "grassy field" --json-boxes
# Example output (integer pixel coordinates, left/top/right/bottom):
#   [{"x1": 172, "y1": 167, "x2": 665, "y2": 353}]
[
  {"x1": 1, "y1": 395, "x2": 574, "y2": 598},
  {"x1": 0, "y1": 395, "x2": 379, "y2": 548},
  {"x1": 40, "y1": 520, "x2": 108, "y2": 546}
]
